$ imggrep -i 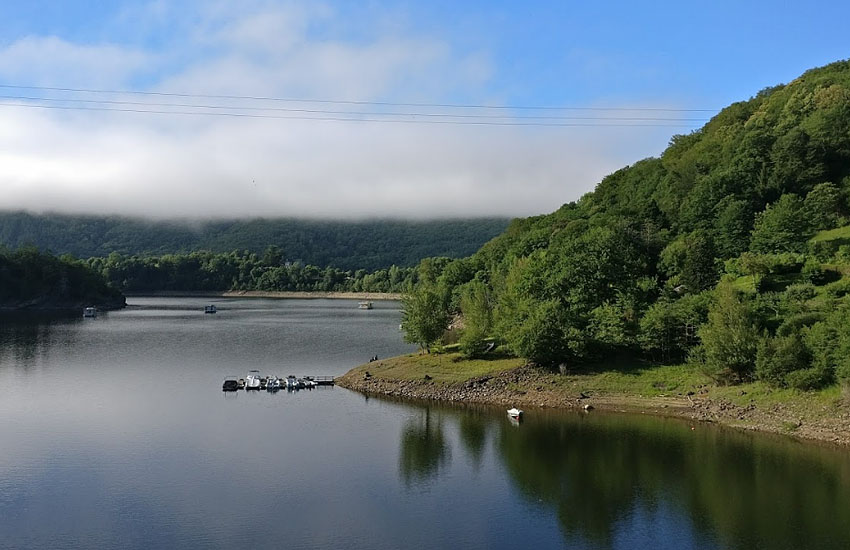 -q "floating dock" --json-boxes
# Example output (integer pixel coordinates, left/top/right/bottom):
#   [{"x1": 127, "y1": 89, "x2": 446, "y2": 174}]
[{"x1": 223, "y1": 375, "x2": 334, "y2": 392}]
